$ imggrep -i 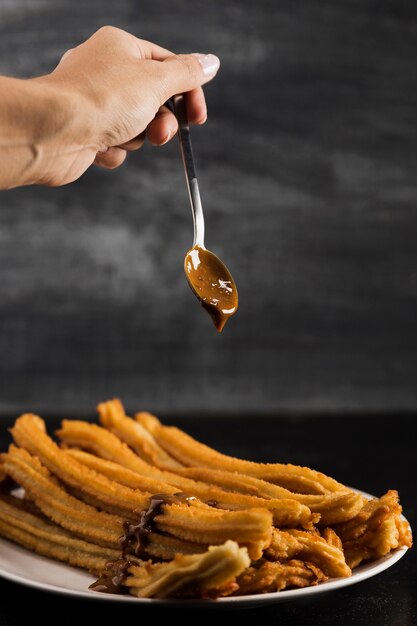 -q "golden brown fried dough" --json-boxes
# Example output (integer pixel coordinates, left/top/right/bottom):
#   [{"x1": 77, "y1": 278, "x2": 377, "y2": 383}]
[
  {"x1": 134, "y1": 410, "x2": 350, "y2": 494},
  {"x1": 0, "y1": 495, "x2": 120, "y2": 574},
  {"x1": 57, "y1": 420, "x2": 202, "y2": 492},
  {"x1": 1, "y1": 446, "x2": 123, "y2": 547},
  {"x1": 0, "y1": 403, "x2": 411, "y2": 601},
  {"x1": 94, "y1": 540, "x2": 250, "y2": 599},
  {"x1": 175, "y1": 466, "x2": 363, "y2": 525},
  {"x1": 64, "y1": 449, "x2": 179, "y2": 495},
  {"x1": 10, "y1": 418, "x2": 275, "y2": 558},
  {"x1": 333, "y1": 491, "x2": 413, "y2": 567},
  {"x1": 98, "y1": 400, "x2": 184, "y2": 471},
  {"x1": 66, "y1": 449, "x2": 315, "y2": 529},
  {"x1": 265, "y1": 528, "x2": 351, "y2": 578},
  {"x1": 234, "y1": 559, "x2": 327, "y2": 595},
  {"x1": 2, "y1": 447, "x2": 265, "y2": 562},
  {"x1": 11, "y1": 415, "x2": 151, "y2": 518}
]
